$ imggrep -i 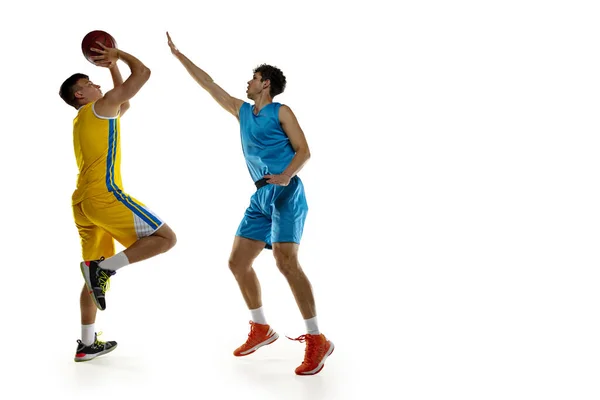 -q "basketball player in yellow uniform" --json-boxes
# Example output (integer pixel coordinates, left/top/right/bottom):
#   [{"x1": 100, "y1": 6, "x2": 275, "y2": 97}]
[{"x1": 59, "y1": 41, "x2": 177, "y2": 362}]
